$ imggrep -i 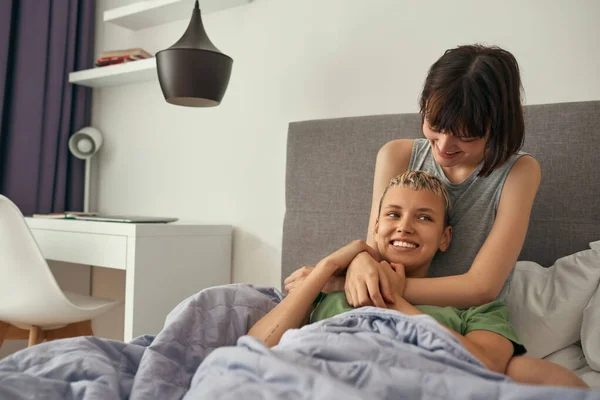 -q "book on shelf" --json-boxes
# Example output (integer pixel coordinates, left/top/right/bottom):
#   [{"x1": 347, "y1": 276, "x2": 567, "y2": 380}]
[
  {"x1": 99, "y1": 48, "x2": 153, "y2": 59},
  {"x1": 94, "y1": 54, "x2": 150, "y2": 67},
  {"x1": 32, "y1": 212, "x2": 98, "y2": 219}
]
